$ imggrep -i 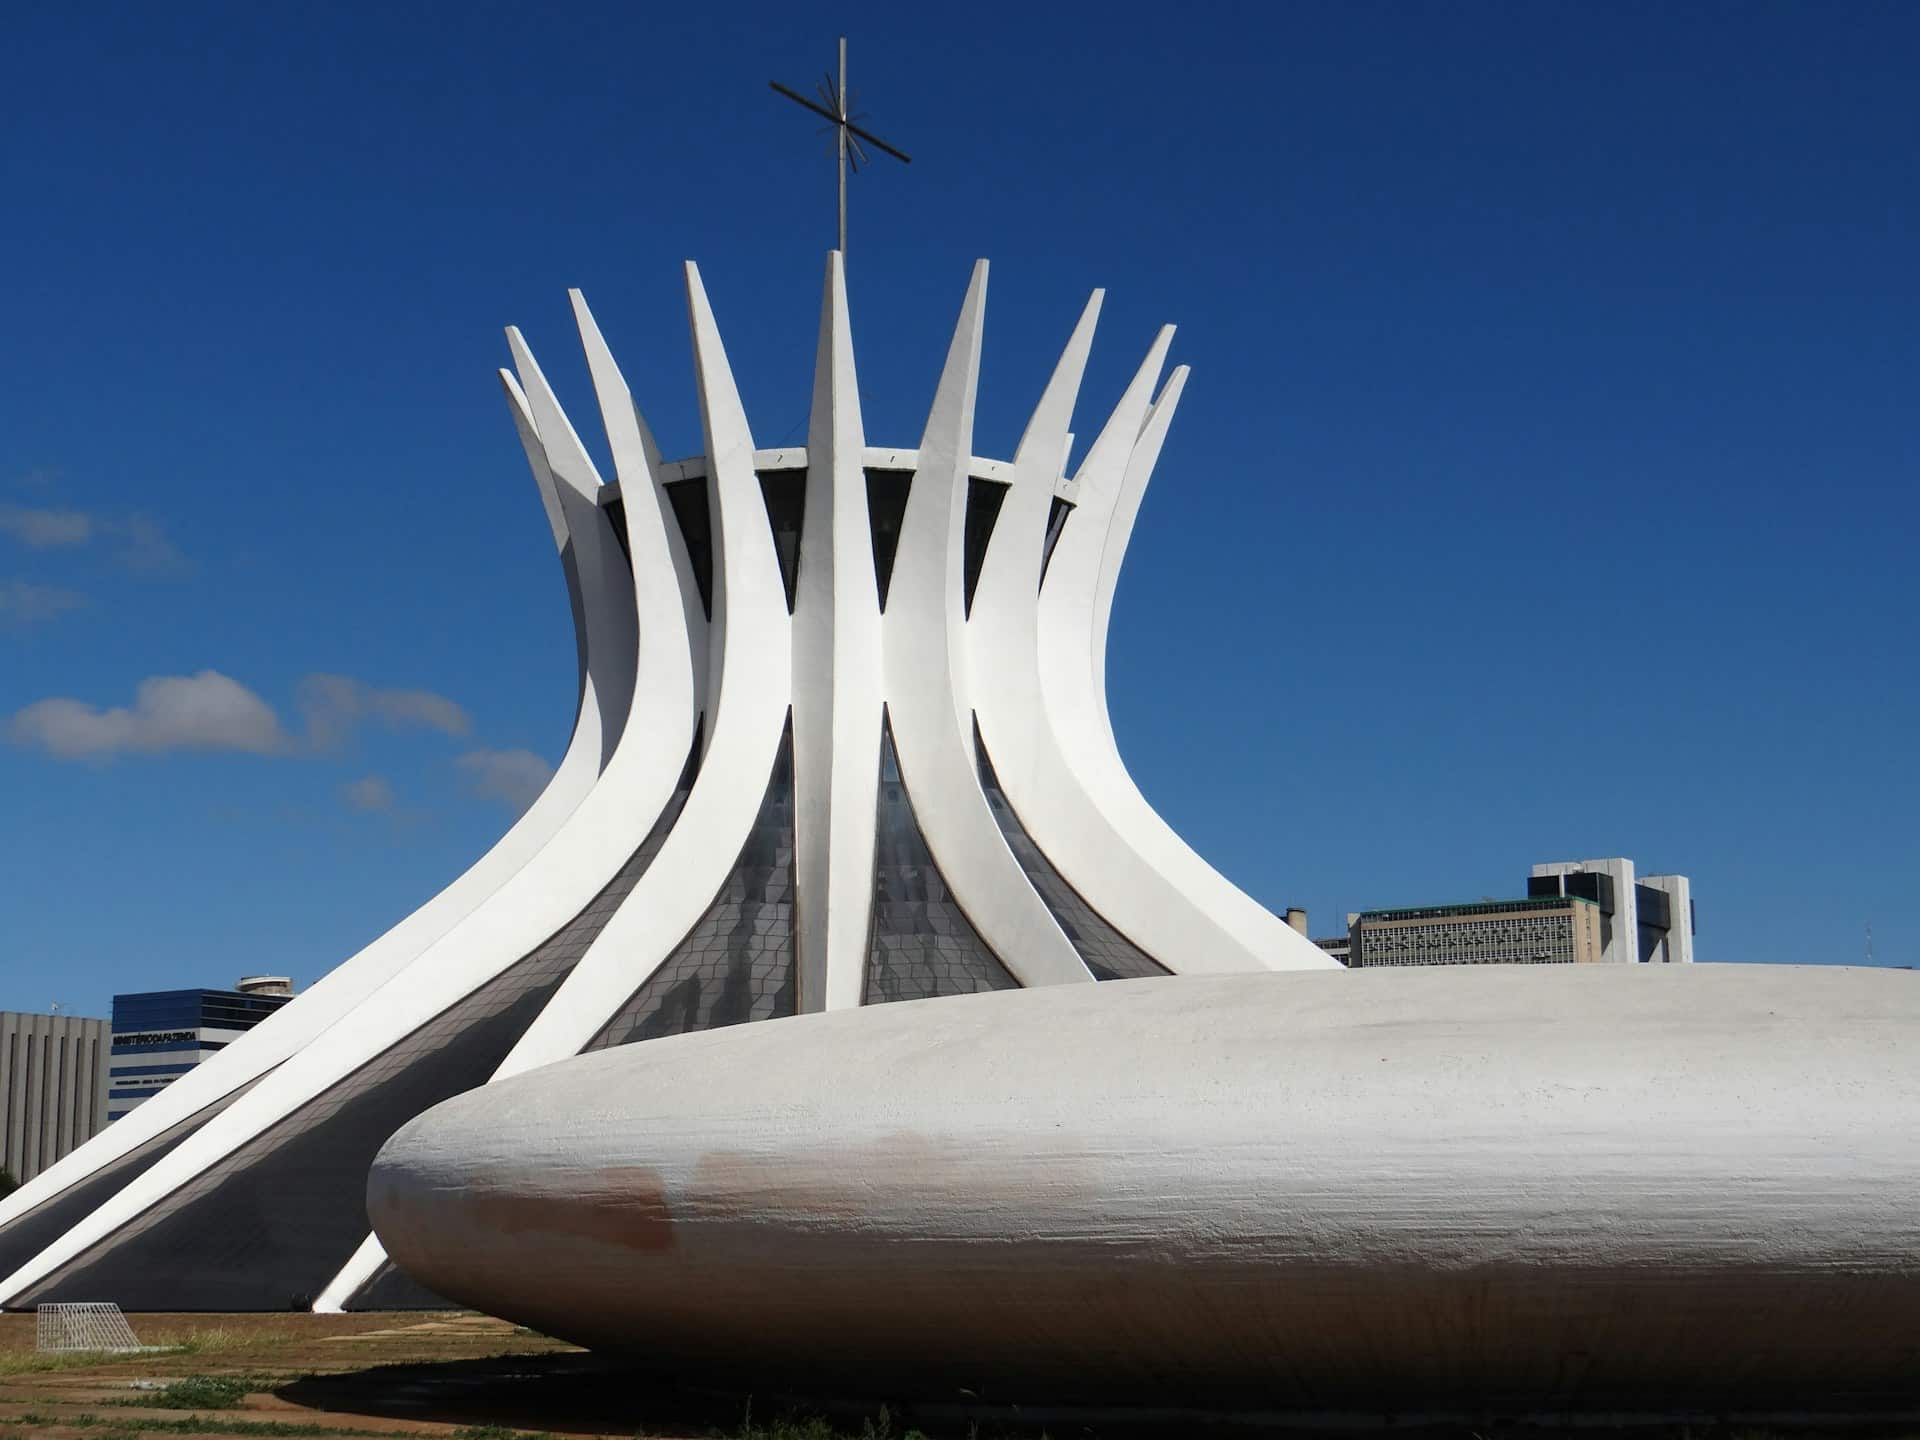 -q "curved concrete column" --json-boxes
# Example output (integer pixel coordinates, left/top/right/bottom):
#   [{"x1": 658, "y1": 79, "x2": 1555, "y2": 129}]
[
  {"x1": 1038, "y1": 339, "x2": 1332, "y2": 970},
  {"x1": 313, "y1": 294, "x2": 723, "y2": 1314},
  {"x1": 970, "y1": 302, "x2": 1271, "y2": 974},
  {"x1": 883, "y1": 261, "x2": 1089, "y2": 989},
  {"x1": 0, "y1": 323, "x2": 671, "y2": 1309},
  {"x1": 0, "y1": 363, "x2": 635, "y2": 1294},
  {"x1": 570, "y1": 290, "x2": 709, "y2": 722},
  {"x1": 791, "y1": 252, "x2": 884, "y2": 1013},
  {"x1": 486, "y1": 260, "x2": 793, "y2": 1069}
]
